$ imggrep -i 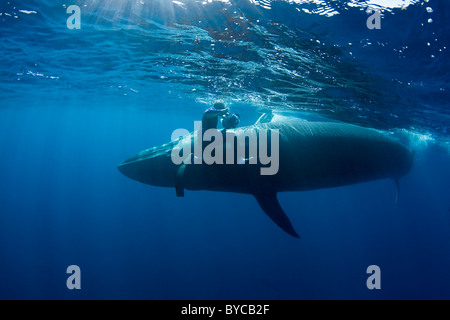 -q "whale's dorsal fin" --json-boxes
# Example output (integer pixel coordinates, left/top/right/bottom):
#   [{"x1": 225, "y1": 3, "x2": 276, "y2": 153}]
[{"x1": 254, "y1": 193, "x2": 300, "y2": 238}]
